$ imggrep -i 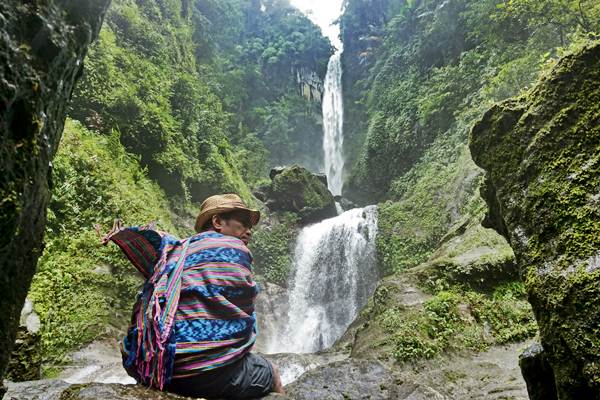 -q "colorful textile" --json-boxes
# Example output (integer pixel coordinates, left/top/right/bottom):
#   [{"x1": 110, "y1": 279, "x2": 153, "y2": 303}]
[{"x1": 105, "y1": 225, "x2": 258, "y2": 389}]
